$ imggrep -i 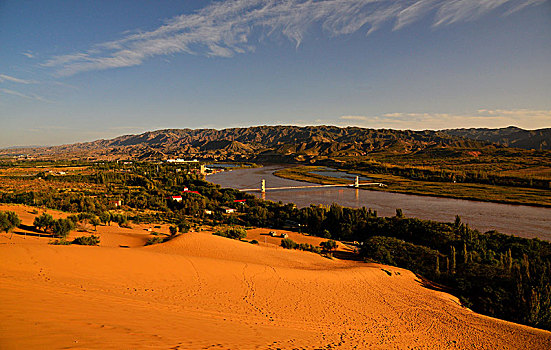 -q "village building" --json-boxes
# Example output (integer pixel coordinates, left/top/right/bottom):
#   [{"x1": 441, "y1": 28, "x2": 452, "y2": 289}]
[
  {"x1": 182, "y1": 188, "x2": 201, "y2": 195},
  {"x1": 168, "y1": 195, "x2": 183, "y2": 202},
  {"x1": 109, "y1": 200, "x2": 122, "y2": 207},
  {"x1": 221, "y1": 207, "x2": 236, "y2": 214}
]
